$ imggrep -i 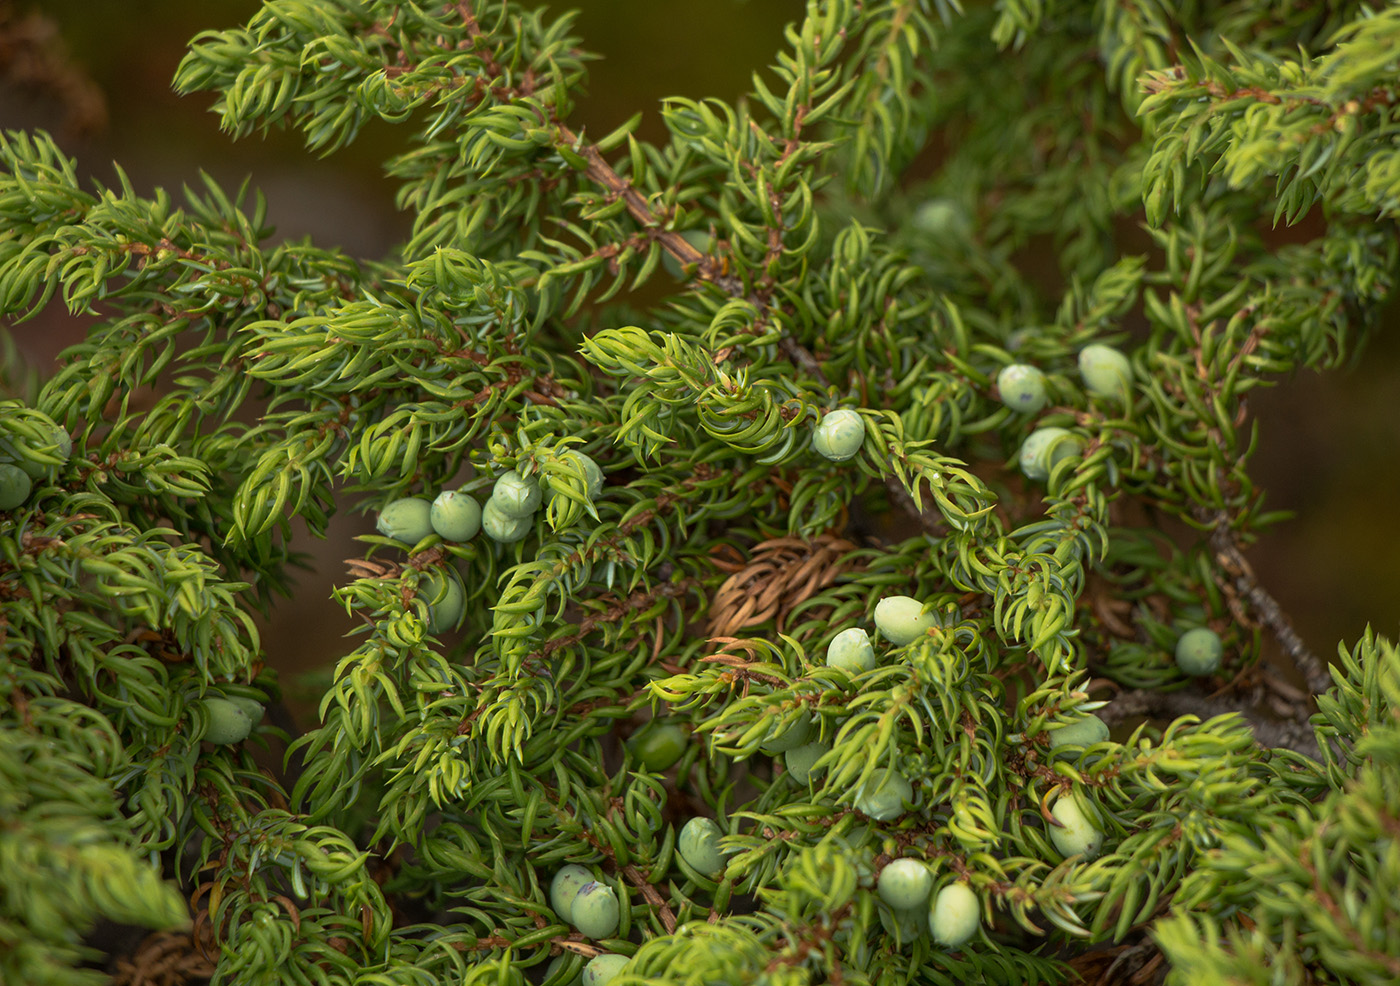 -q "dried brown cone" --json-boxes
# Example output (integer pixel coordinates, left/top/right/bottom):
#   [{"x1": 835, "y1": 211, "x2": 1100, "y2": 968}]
[{"x1": 706, "y1": 533, "x2": 862, "y2": 638}]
